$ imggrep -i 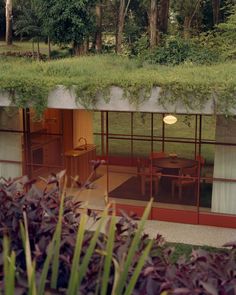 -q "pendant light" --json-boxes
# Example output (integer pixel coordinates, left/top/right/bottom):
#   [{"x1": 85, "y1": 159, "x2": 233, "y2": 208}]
[{"x1": 163, "y1": 114, "x2": 177, "y2": 125}]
